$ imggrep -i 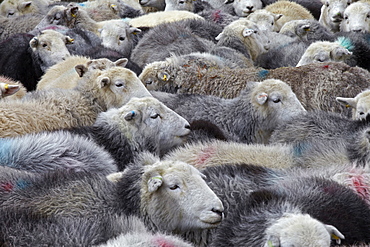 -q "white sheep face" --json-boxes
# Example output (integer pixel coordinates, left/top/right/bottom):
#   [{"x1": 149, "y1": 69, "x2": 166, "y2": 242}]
[
  {"x1": 0, "y1": 0, "x2": 33, "y2": 17},
  {"x1": 336, "y1": 90, "x2": 370, "y2": 120},
  {"x1": 164, "y1": 0, "x2": 194, "y2": 12},
  {"x1": 340, "y1": 1, "x2": 370, "y2": 33},
  {"x1": 246, "y1": 9, "x2": 282, "y2": 32},
  {"x1": 142, "y1": 160, "x2": 224, "y2": 233},
  {"x1": 138, "y1": 0, "x2": 165, "y2": 9},
  {"x1": 319, "y1": 0, "x2": 352, "y2": 32},
  {"x1": 29, "y1": 29, "x2": 72, "y2": 72},
  {"x1": 228, "y1": 0, "x2": 263, "y2": 17},
  {"x1": 296, "y1": 41, "x2": 352, "y2": 67},
  {"x1": 103, "y1": 96, "x2": 191, "y2": 155},
  {"x1": 264, "y1": 214, "x2": 344, "y2": 247}
]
